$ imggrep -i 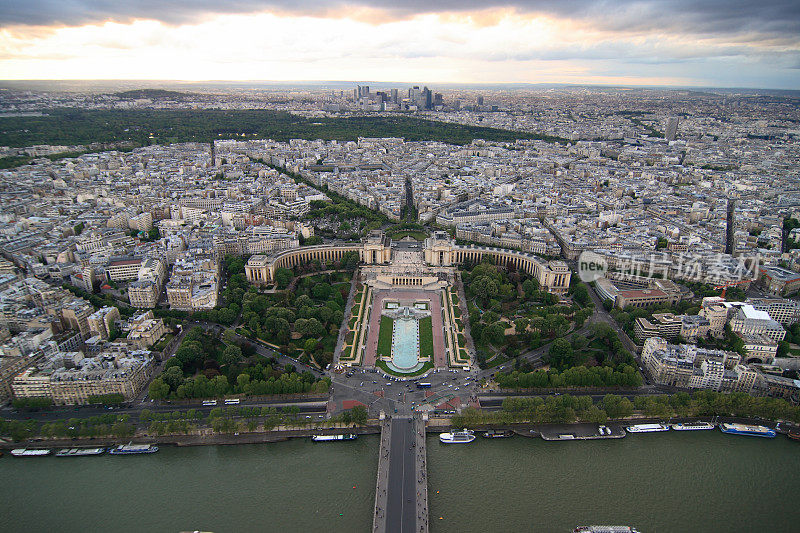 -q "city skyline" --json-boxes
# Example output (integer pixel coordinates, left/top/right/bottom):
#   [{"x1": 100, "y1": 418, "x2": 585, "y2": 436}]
[{"x1": 1, "y1": 1, "x2": 798, "y2": 89}]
